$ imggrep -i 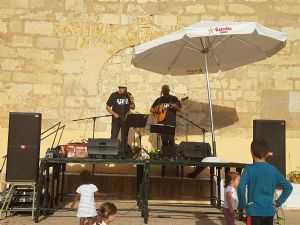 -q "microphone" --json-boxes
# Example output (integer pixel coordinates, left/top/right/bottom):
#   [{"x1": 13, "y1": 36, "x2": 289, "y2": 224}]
[
  {"x1": 125, "y1": 91, "x2": 134, "y2": 106},
  {"x1": 125, "y1": 90, "x2": 132, "y2": 98}
]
